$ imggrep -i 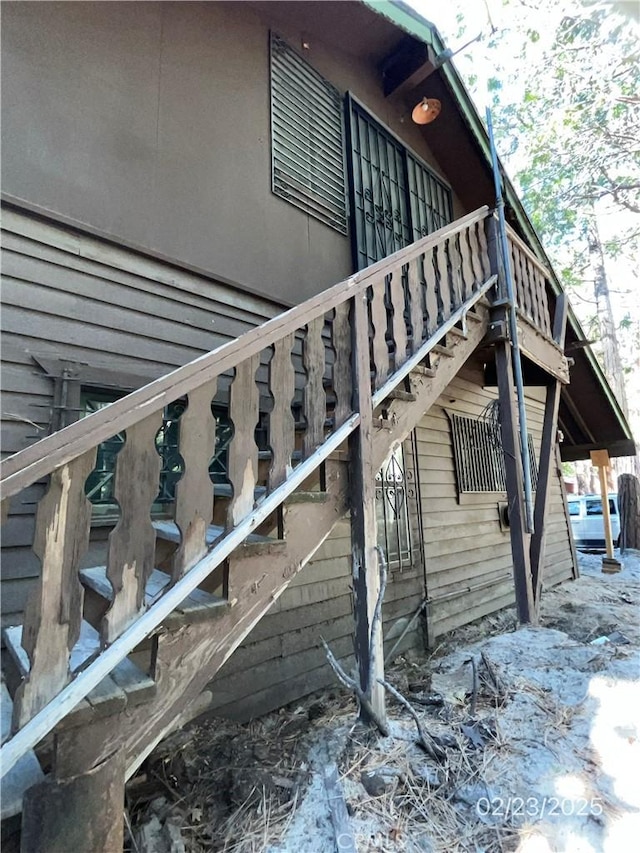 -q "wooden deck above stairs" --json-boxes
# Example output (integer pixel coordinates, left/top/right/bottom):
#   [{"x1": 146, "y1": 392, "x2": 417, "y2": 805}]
[{"x1": 0, "y1": 207, "x2": 567, "y2": 848}]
